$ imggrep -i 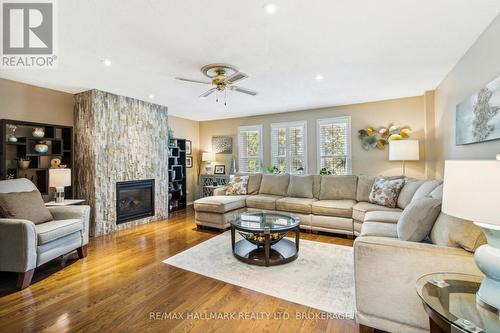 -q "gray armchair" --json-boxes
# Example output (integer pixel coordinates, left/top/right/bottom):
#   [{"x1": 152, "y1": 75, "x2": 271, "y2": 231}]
[{"x1": 0, "y1": 178, "x2": 90, "y2": 289}]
